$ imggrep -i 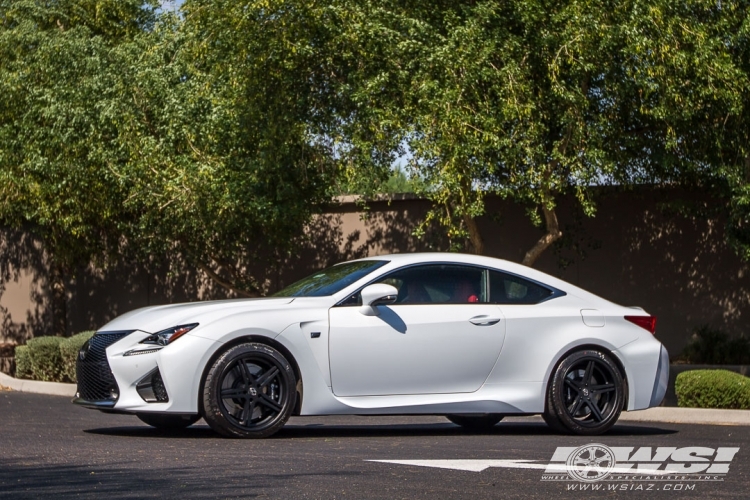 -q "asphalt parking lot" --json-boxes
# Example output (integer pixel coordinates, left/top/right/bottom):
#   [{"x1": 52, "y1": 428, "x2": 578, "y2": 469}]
[{"x1": 0, "y1": 391, "x2": 747, "y2": 499}]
